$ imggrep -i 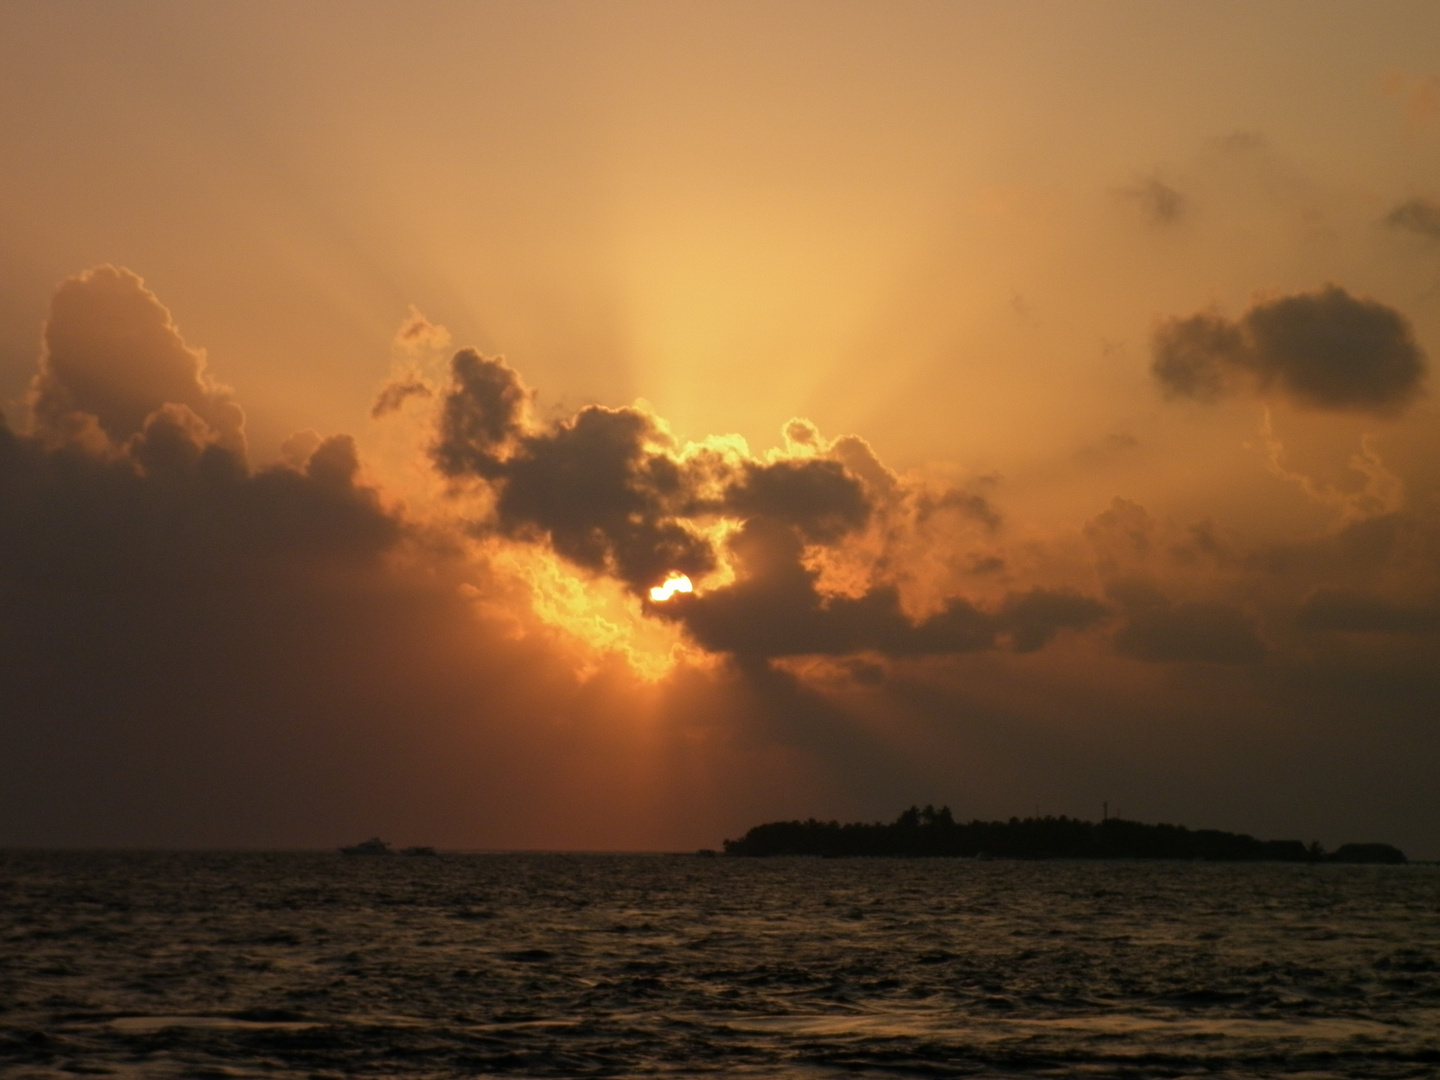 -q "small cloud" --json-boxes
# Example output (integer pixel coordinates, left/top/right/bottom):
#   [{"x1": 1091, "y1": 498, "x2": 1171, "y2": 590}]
[
  {"x1": 1124, "y1": 176, "x2": 1186, "y2": 225},
  {"x1": 371, "y1": 378, "x2": 433, "y2": 419},
  {"x1": 1151, "y1": 286, "x2": 1427, "y2": 415},
  {"x1": 783, "y1": 417, "x2": 821, "y2": 451},
  {"x1": 29, "y1": 265, "x2": 245, "y2": 456},
  {"x1": 393, "y1": 305, "x2": 451, "y2": 352}
]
